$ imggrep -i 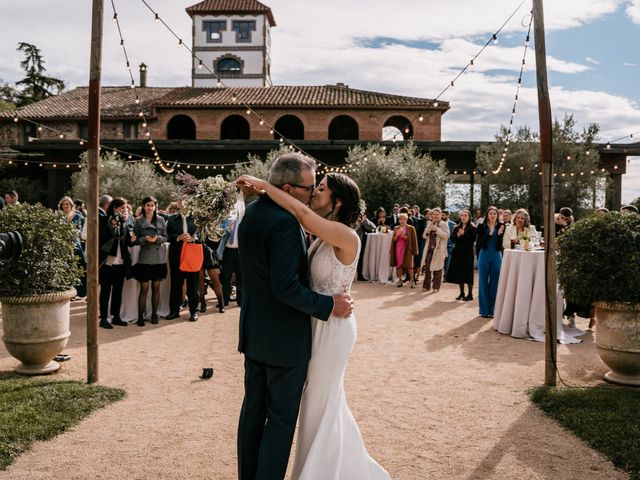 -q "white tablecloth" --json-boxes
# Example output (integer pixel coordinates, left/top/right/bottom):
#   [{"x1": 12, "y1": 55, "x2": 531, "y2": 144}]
[
  {"x1": 106, "y1": 244, "x2": 172, "y2": 322},
  {"x1": 362, "y1": 232, "x2": 396, "y2": 284},
  {"x1": 493, "y1": 249, "x2": 584, "y2": 344}
]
